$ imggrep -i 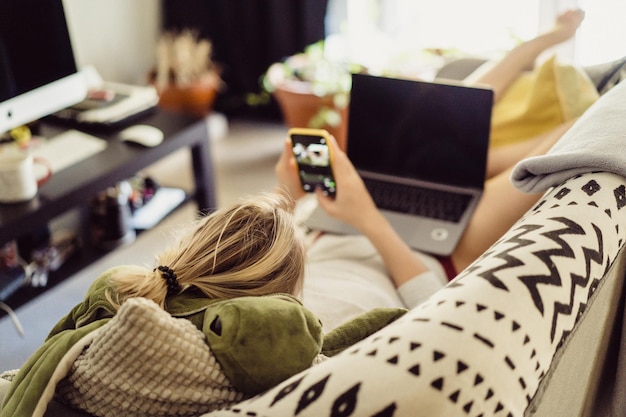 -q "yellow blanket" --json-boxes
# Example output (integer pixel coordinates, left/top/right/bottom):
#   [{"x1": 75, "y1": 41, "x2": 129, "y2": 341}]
[{"x1": 490, "y1": 55, "x2": 599, "y2": 147}]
